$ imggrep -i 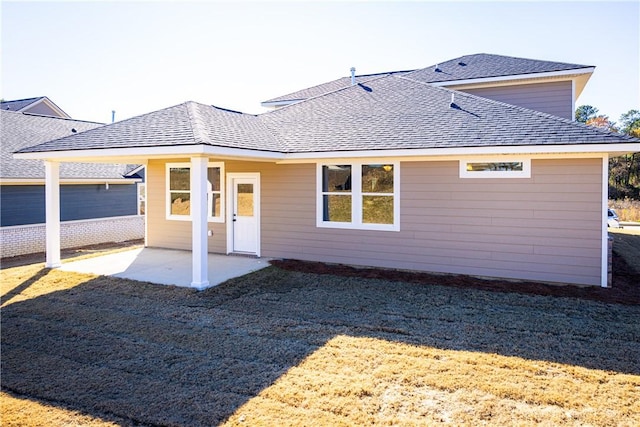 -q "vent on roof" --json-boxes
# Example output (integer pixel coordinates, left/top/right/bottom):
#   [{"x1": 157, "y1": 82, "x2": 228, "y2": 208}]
[
  {"x1": 350, "y1": 67, "x2": 356, "y2": 85},
  {"x1": 71, "y1": 128, "x2": 77, "y2": 133},
  {"x1": 434, "y1": 64, "x2": 441, "y2": 72},
  {"x1": 458, "y1": 62, "x2": 466, "y2": 66}
]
